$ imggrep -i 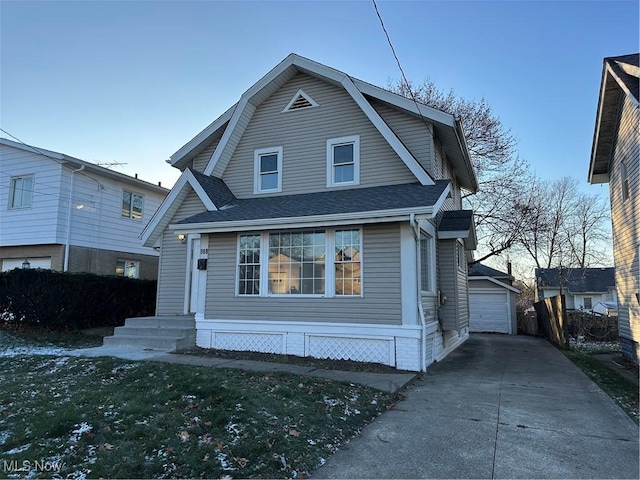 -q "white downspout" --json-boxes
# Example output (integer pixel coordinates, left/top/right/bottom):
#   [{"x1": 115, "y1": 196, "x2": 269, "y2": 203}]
[
  {"x1": 411, "y1": 213, "x2": 428, "y2": 371},
  {"x1": 64, "y1": 165, "x2": 85, "y2": 271}
]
